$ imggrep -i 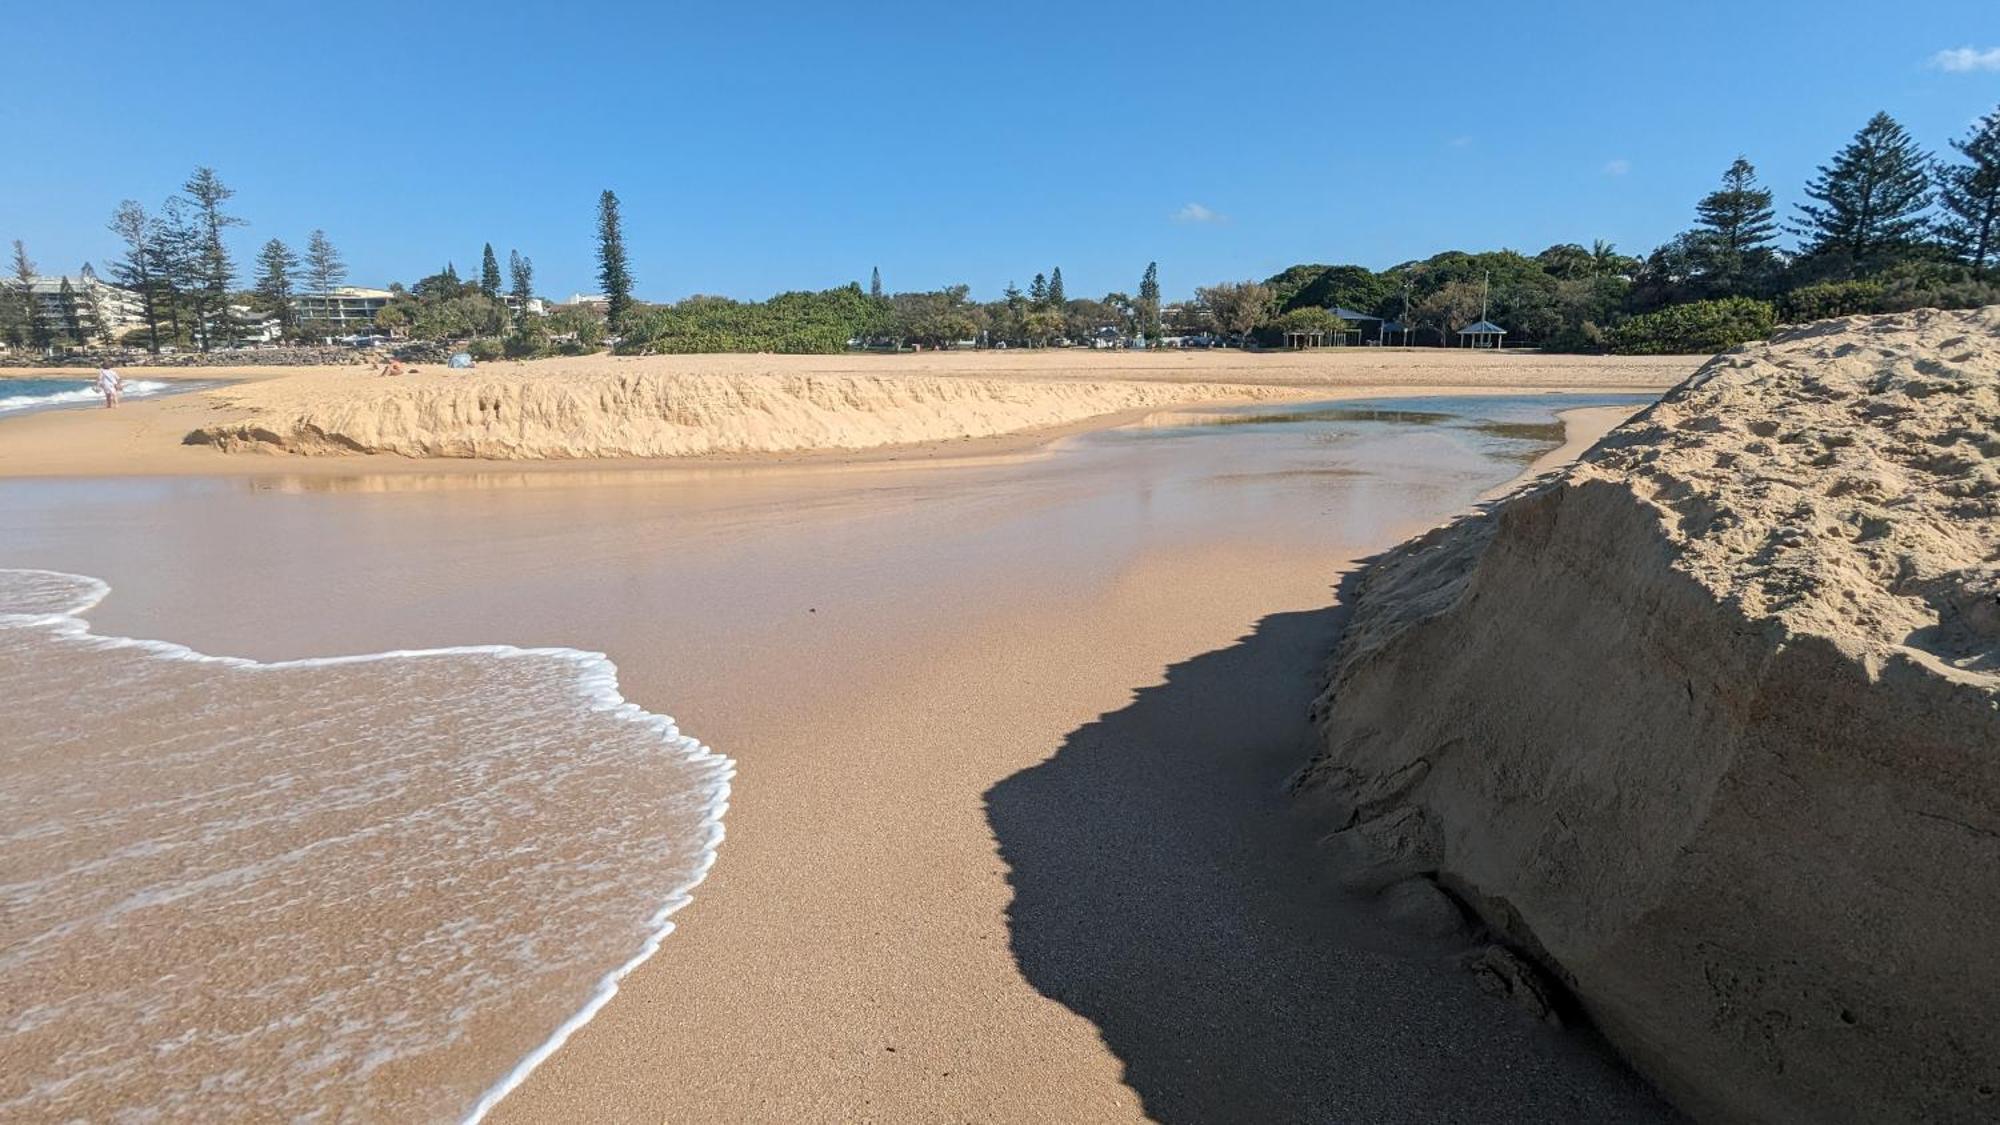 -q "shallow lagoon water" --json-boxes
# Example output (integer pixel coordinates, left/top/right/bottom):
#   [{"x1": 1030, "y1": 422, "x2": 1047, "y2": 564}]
[{"x1": 0, "y1": 392, "x2": 1646, "y2": 1120}]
